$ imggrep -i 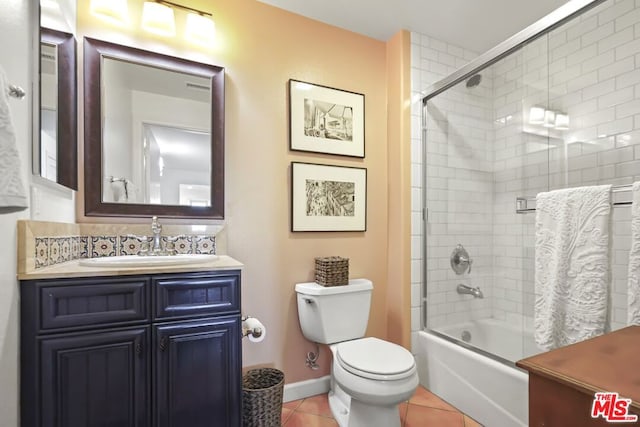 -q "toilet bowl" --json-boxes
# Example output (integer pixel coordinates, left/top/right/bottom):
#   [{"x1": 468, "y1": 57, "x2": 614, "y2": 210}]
[
  {"x1": 295, "y1": 279, "x2": 419, "y2": 427},
  {"x1": 329, "y1": 338, "x2": 419, "y2": 427}
]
